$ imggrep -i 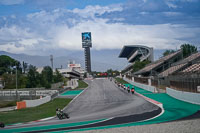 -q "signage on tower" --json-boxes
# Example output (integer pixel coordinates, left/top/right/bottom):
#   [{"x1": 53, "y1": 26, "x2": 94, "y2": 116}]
[{"x1": 82, "y1": 32, "x2": 92, "y2": 48}]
